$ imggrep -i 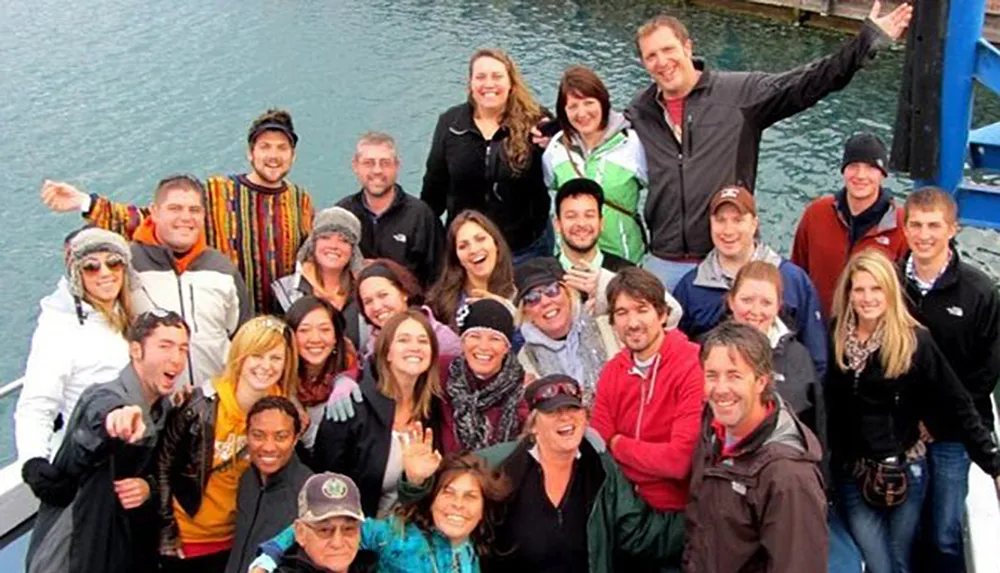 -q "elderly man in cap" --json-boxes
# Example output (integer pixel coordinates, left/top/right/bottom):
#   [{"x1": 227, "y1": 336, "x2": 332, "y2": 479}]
[
  {"x1": 673, "y1": 184, "x2": 827, "y2": 376},
  {"x1": 266, "y1": 472, "x2": 376, "y2": 573}
]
